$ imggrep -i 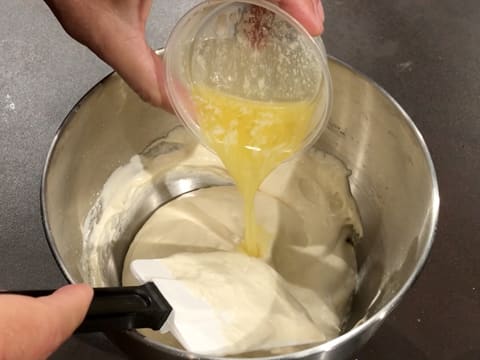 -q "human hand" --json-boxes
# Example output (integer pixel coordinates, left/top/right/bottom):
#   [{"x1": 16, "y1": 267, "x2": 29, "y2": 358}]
[
  {"x1": 0, "y1": 284, "x2": 93, "y2": 360},
  {"x1": 46, "y1": 0, "x2": 324, "y2": 108}
]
